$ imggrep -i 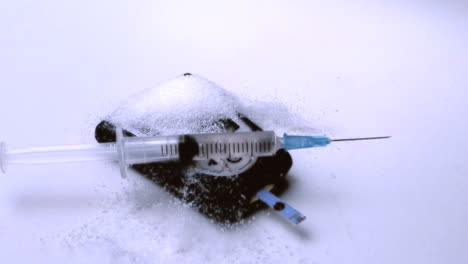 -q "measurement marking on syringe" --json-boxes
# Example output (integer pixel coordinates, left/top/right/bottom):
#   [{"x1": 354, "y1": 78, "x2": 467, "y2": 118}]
[{"x1": 193, "y1": 140, "x2": 276, "y2": 157}]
